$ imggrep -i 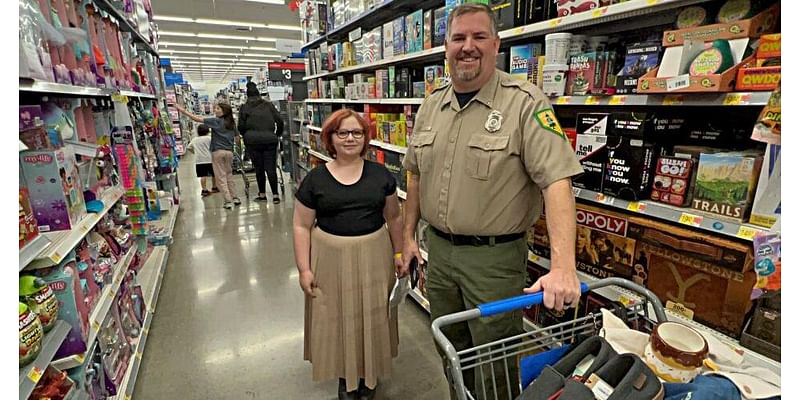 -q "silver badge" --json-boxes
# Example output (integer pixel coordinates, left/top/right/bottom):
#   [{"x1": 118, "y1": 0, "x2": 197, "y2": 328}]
[{"x1": 485, "y1": 110, "x2": 503, "y2": 133}]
